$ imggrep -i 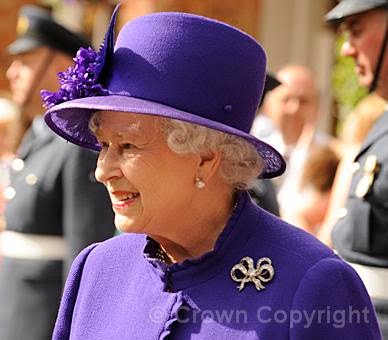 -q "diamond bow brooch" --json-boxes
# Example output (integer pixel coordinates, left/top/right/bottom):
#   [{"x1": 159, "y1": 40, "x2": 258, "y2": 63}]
[{"x1": 230, "y1": 257, "x2": 274, "y2": 292}]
